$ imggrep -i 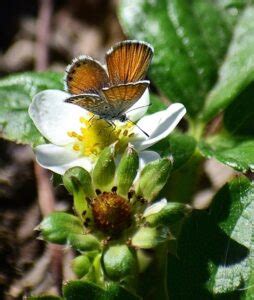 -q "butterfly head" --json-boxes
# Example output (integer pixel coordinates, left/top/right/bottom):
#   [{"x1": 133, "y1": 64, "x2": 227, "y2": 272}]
[{"x1": 117, "y1": 114, "x2": 128, "y2": 123}]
